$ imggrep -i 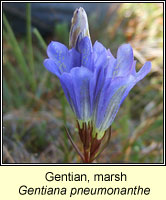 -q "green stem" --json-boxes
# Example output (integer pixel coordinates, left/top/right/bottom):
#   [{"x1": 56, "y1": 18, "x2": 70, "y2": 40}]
[
  {"x1": 26, "y1": 3, "x2": 36, "y2": 90},
  {"x1": 65, "y1": 127, "x2": 84, "y2": 162}
]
